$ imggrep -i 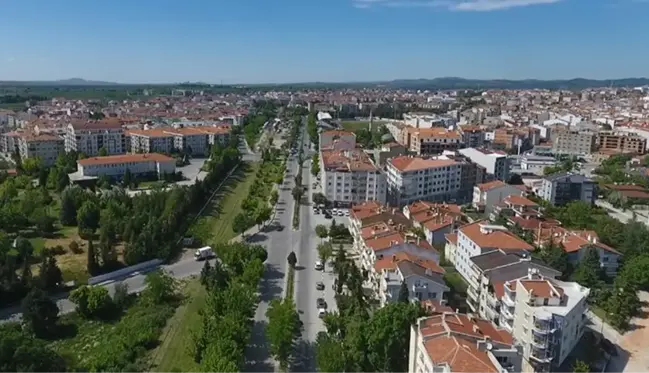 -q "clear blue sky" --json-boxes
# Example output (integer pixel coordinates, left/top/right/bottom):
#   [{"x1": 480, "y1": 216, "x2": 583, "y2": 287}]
[{"x1": 1, "y1": 0, "x2": 647, "y2": 84}]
